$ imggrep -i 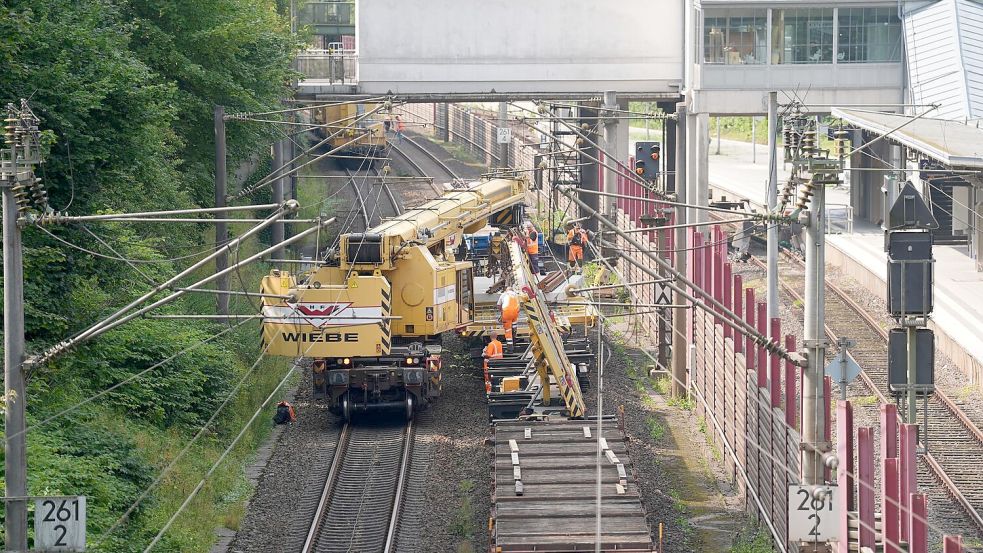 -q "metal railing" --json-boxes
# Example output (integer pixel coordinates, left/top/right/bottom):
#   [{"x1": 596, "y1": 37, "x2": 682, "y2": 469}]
[
  {"x1": 294, "y1": 50, "x2": 358, "y2": 83},
  {"x1": 826, "y1": 203, "x2": 854, "y2": 234}
]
